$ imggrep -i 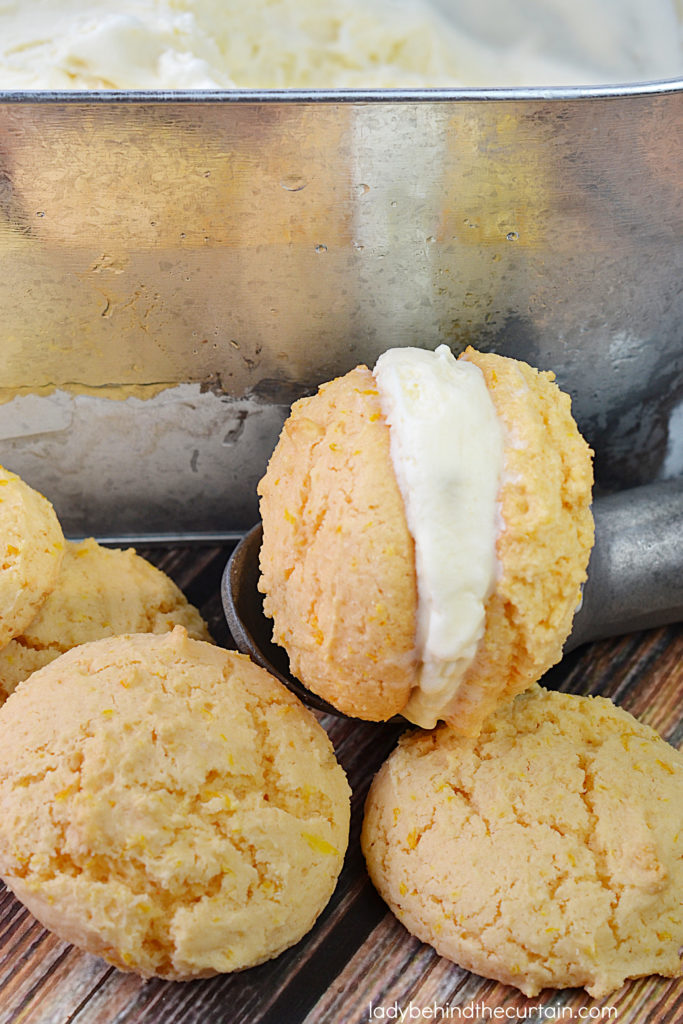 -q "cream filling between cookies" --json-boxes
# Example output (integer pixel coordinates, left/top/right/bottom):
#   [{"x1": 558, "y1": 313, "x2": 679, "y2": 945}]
[{"x1": 373, "y1": 345, "x2": 504, "y2": 730}]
